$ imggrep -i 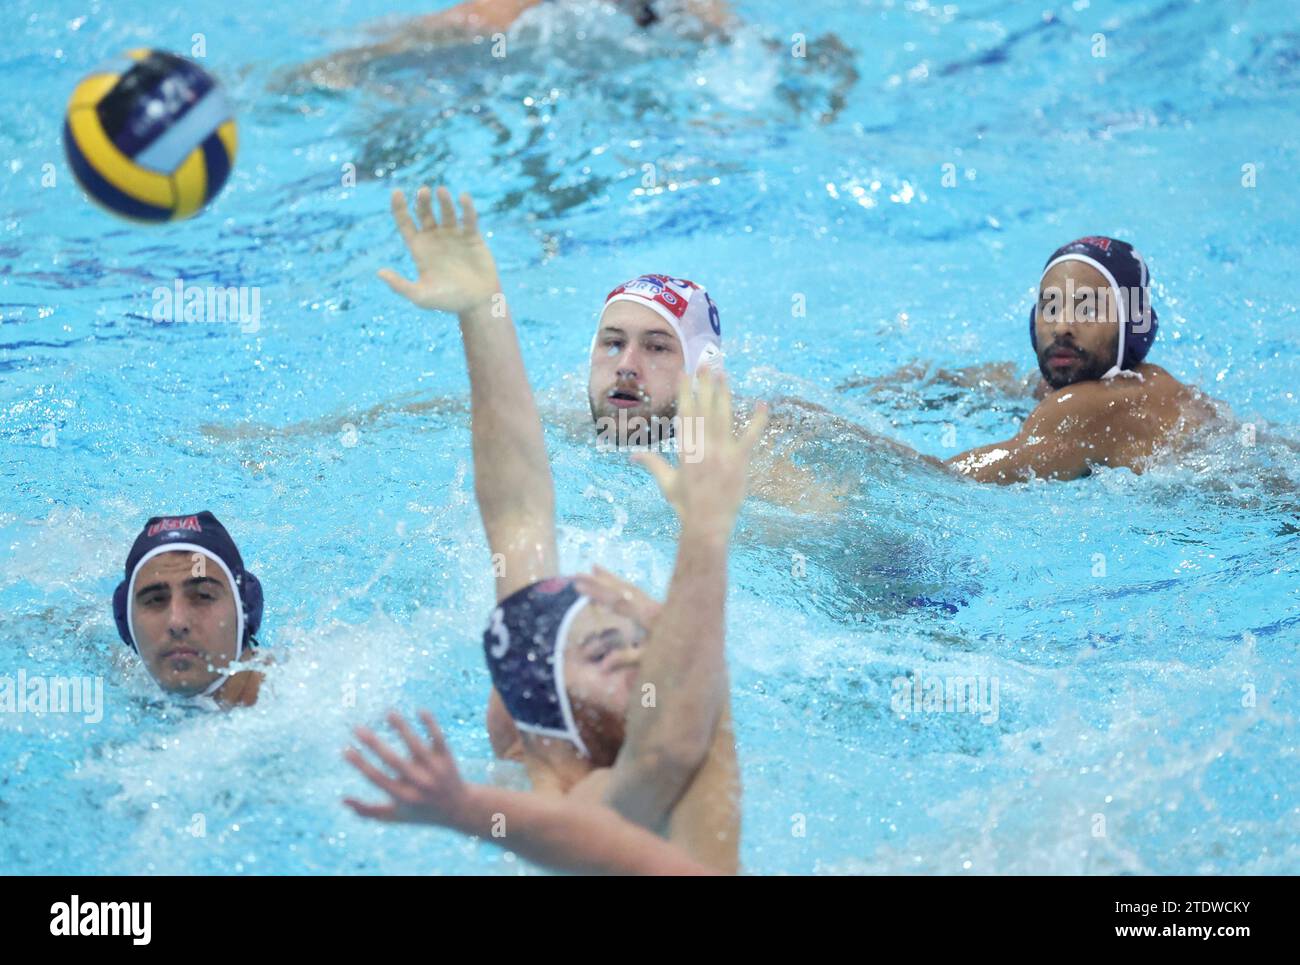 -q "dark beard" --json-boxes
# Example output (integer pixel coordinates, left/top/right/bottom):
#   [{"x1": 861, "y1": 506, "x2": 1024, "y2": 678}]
[{"x1": 1037, "y1": 343, "x2": 1112, "y2": 389}]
